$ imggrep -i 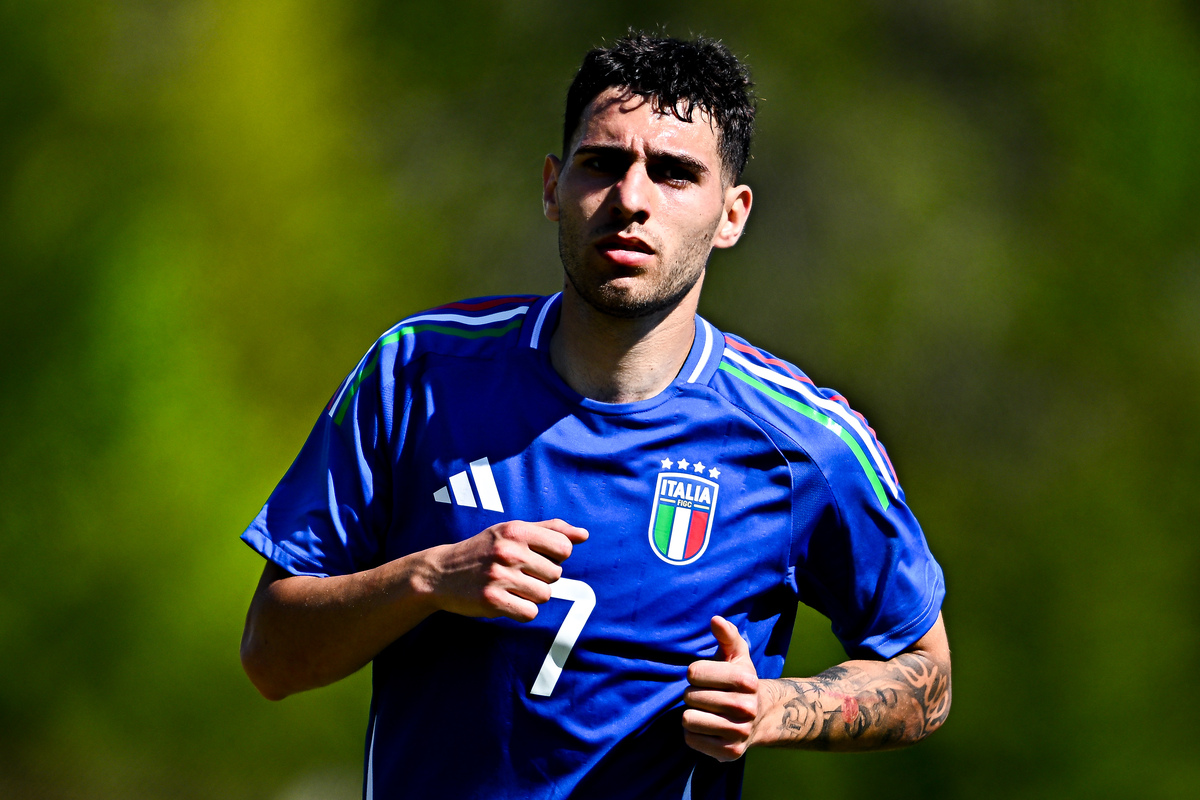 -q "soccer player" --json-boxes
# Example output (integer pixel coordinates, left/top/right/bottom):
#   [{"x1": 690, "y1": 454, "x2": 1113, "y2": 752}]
[{"x1": 240, "y1": 32, "x2": 950, "y2": 799}]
